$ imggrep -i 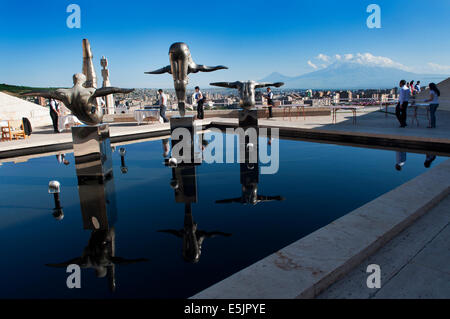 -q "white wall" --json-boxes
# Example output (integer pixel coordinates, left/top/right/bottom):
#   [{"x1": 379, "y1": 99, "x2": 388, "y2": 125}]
[{"x1": 0, "y1": 92, "x2": 52, "y2": 128}]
